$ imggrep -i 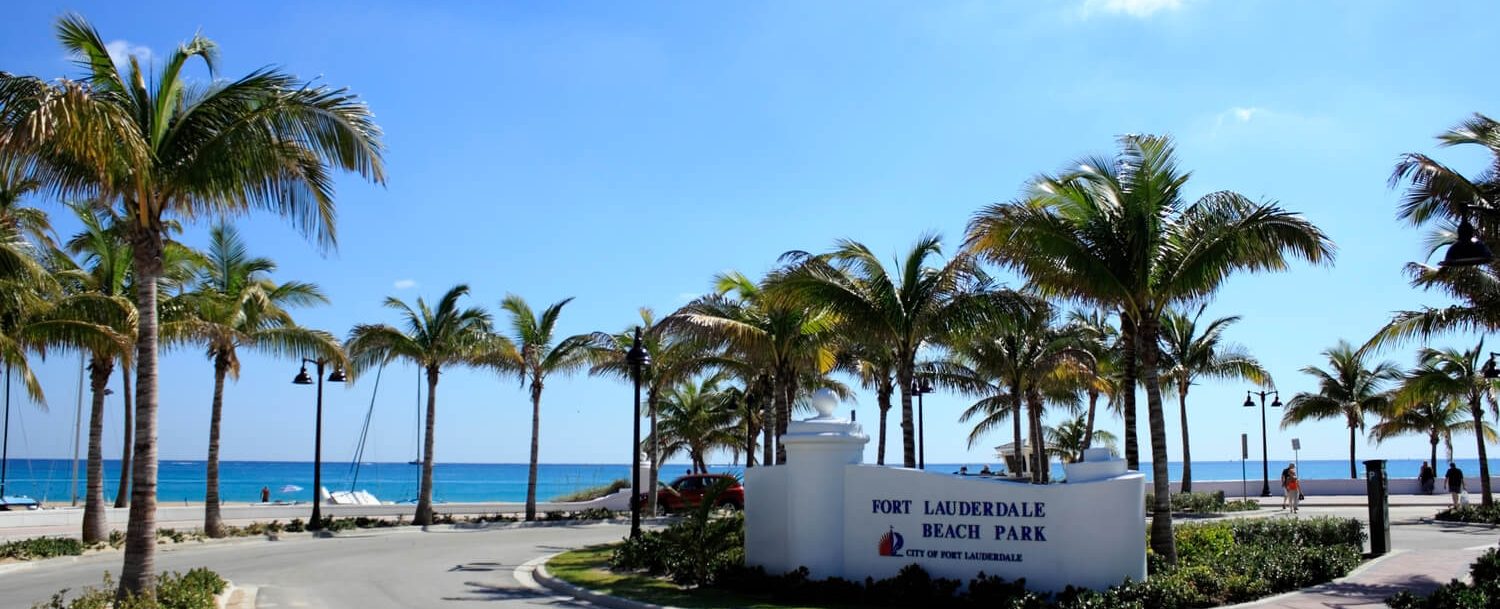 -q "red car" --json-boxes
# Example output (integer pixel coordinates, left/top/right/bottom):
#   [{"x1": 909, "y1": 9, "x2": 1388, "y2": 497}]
[{"x1": 640, "y1": 474, "x2": 745, "y2": 512}]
